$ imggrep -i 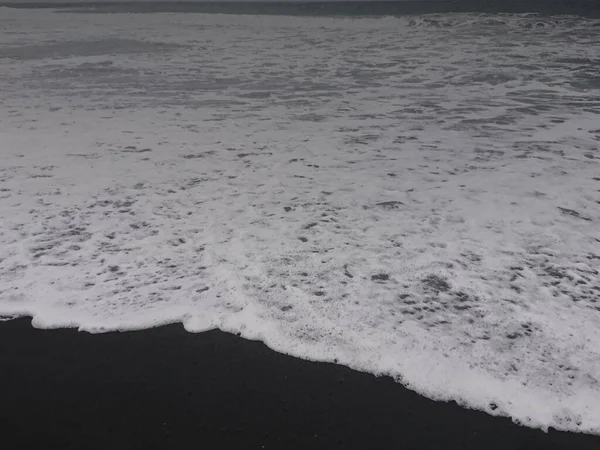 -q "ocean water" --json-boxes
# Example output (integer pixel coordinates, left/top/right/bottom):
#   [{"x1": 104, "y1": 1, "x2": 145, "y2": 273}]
[
  {"x1": 1, "y1": 1, "x2": 600, "y2": 434},
  {"x1": 2, "y1": 1, "x2": 600, "y2": 18}
]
